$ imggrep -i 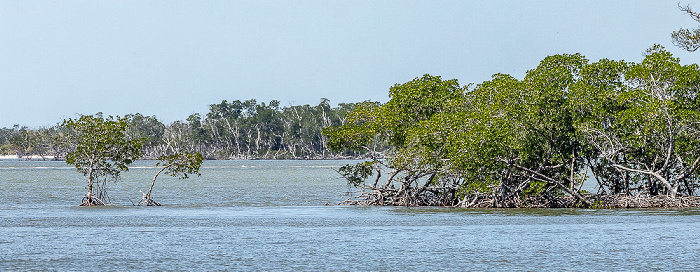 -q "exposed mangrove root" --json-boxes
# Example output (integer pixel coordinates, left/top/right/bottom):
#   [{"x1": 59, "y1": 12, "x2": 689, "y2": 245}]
[
  {"x1": 80, "y1": 194, "x2": 105, "y2": 206},
  {"x1": 136, "y1": 152, "x2": 202, "y2": 207},
  {"x1": 592, "y1": 195, "x2": 700, "y2": 209},
  {"x1": 336, "y1": 159, "x2": 700, "y2": 209},
  {"x1": 137, "y1": 197, "x2": 161, "y2": 206},
  {"x1": 458, "y1": 194, "x2": 589, "y2": 208},
  {"x1": 80, "y1": 177, "x2": 111, "y2": 206},
  {"x1": 340, "y1": 189, "x2": 700, "y2": 209},
  {"x1": 137, "y1": 190, "x2": 161, "y2": 206},
  {"x1": 340, "y1": 188, "x2": 584, "y2": 208},
  {"x1": 340, "y1": 187, "x2": 458, "y2": 206}
]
